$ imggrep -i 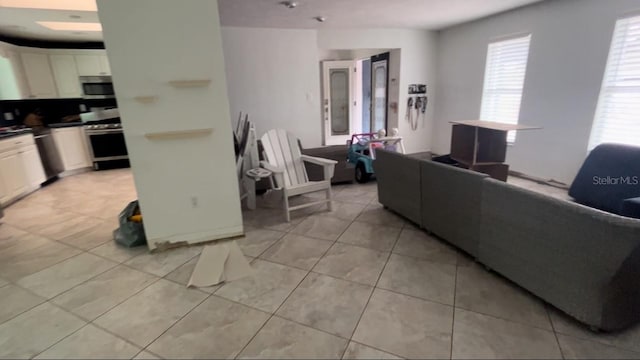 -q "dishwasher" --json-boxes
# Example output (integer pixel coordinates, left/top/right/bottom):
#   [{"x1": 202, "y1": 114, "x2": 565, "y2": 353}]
[{"x1": 33, "y1": 129, "x2": 64, "y2": 182}]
